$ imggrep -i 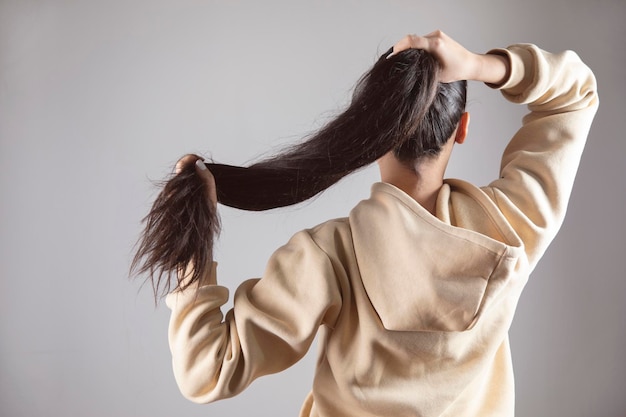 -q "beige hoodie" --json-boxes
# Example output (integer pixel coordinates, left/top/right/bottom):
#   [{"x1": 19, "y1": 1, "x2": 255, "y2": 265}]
[{"x1": 166, "y1": 44, "x2": 598, "y2": 416}]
